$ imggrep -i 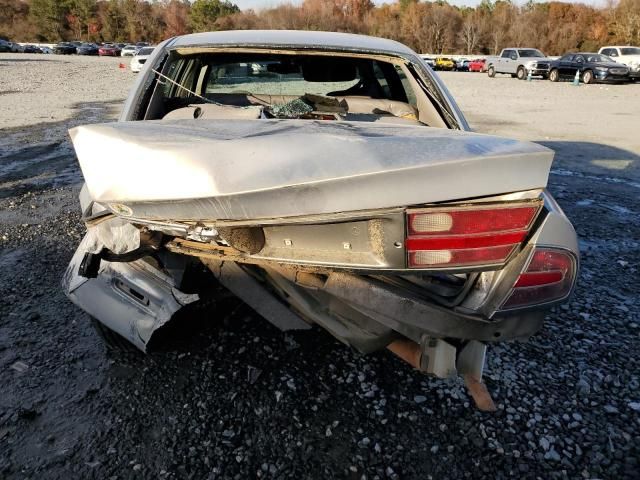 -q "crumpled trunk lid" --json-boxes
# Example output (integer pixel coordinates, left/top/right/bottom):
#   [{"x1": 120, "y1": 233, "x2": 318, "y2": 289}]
[{"x1": 69, "y1": 119, "x2": 553, "y2": 220}]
